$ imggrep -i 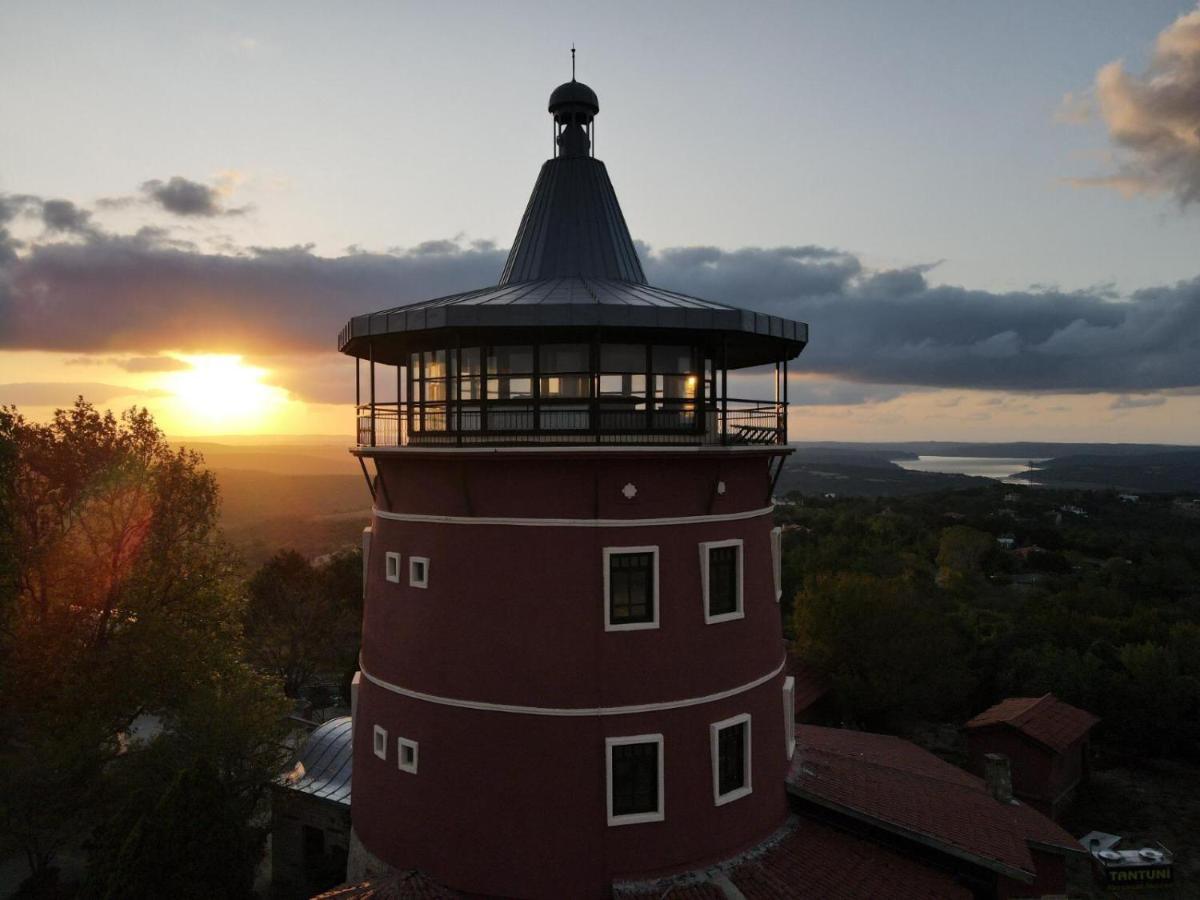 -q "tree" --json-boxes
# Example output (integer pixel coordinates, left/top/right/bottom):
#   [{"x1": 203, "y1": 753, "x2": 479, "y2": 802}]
[
  {"x1": 243, "y1": 548, "x2": 362, "y2": 698},
  {"x1": 0, "y1": 400, "x2": 290, "y2": 889},
  {"x1": 792, "y1": 572, "x2": 974, "y2": 728},
  {"x1": 935, "y1": 525, "x2": 994, "y2": 591}
]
